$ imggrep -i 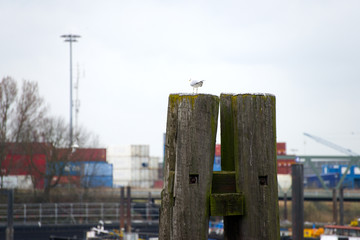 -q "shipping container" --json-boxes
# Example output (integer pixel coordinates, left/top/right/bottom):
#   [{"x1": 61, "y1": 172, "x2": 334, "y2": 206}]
[
  {"x1": 213, "y1": 156, "x2": 221, "y2": 171},
  {"x1": 2, "y1": 154, "x2": 46, "y2": 176},
  {"x1": 81, "y1": 176, "x2": 113, "y2": 188},
  {"x1": 107, "y1": 145, "x2": 132, "y2": 158},
  {"x1": 131, "y1": 145, "x2": 149, "y2": 157},
  {"x1": 71, "y1": 148, "x2": 106, "y2": 162},
  {"x1": 149, "y1": 157, "x2": 160, "y2": 169},
  {"x1": 83, "y1": 162, "x2": 113, "y2": 176},
  {"x1": 215, "y1": 144, "x2": 221, "y2": 156},
  {"x1": 355, "y1": 166, "x2": 360, "y2": 175},
  {"x1": 113, "y1": 168, "x2": 131, "y2": 178},
  {"x1": 153, "y1": 180, "x2": 163, "y2": 189},
  {"x1": 277, "y1": 142, "x2": 286, "y2": 155},
  {"x1": 107, "y1": 156, "x2": 132, "y2": 169},
  {"x1": 305, "y1": 173, "x2": 339, "y2": 188},
  {"x1": 56, "y1": 148, "x2": 106, "y2": 162},
  {"x1": 47, "y1": 162, "x2": 82, "y2": 176},
  {"x1": 0, "y1": 175, "x2": 32, "y2": 189},
  {"x1": 107, "y1": 145, "x2": 159, "y2": 188},
  {"x1": 323, "y1": 164, "x2": 360, "y2": 177},
  {"x1": 277, "y1": 159, "x2": 295, "y2": 174}
]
